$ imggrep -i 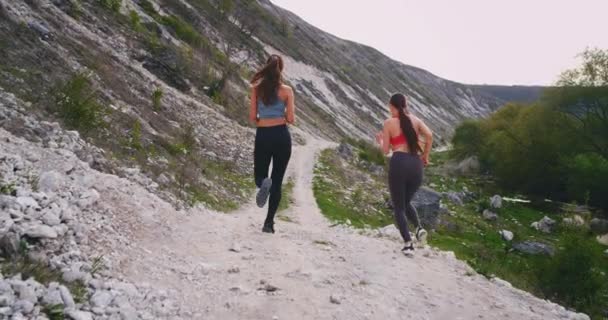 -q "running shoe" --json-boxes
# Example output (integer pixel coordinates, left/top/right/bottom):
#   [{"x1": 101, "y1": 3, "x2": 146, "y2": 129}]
[
  {"x1": 256, "y1": 178, "x2": 272, "y2": 208},
  {"x1": 402, "y1": 242, "x2": 415, "y2": 256},
  {"x1": 262, "y1": 222, "x2": 275, "y2": 234},
  {"x1": 415, "y1": 227, "x2": 428, "y2": 244}
]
